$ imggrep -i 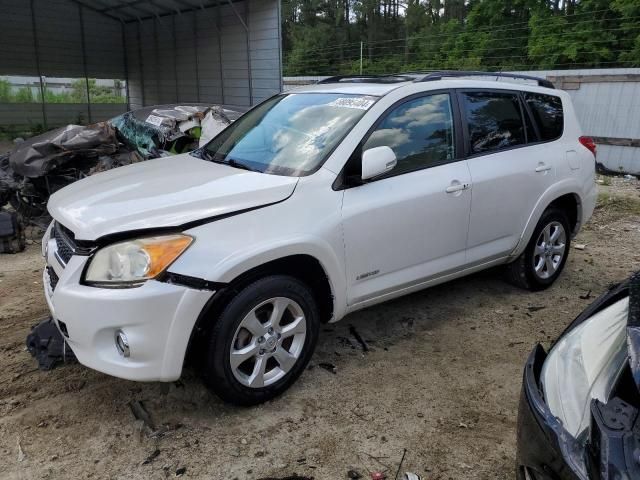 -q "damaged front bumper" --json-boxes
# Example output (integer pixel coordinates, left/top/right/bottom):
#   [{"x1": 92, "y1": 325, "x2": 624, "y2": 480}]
[
  {"x1": 517, "y1": 276, "x2": 640, "y2": 479},
  {"x1": 43, "y1": 229, "x2": 213, "y2": 382}
]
